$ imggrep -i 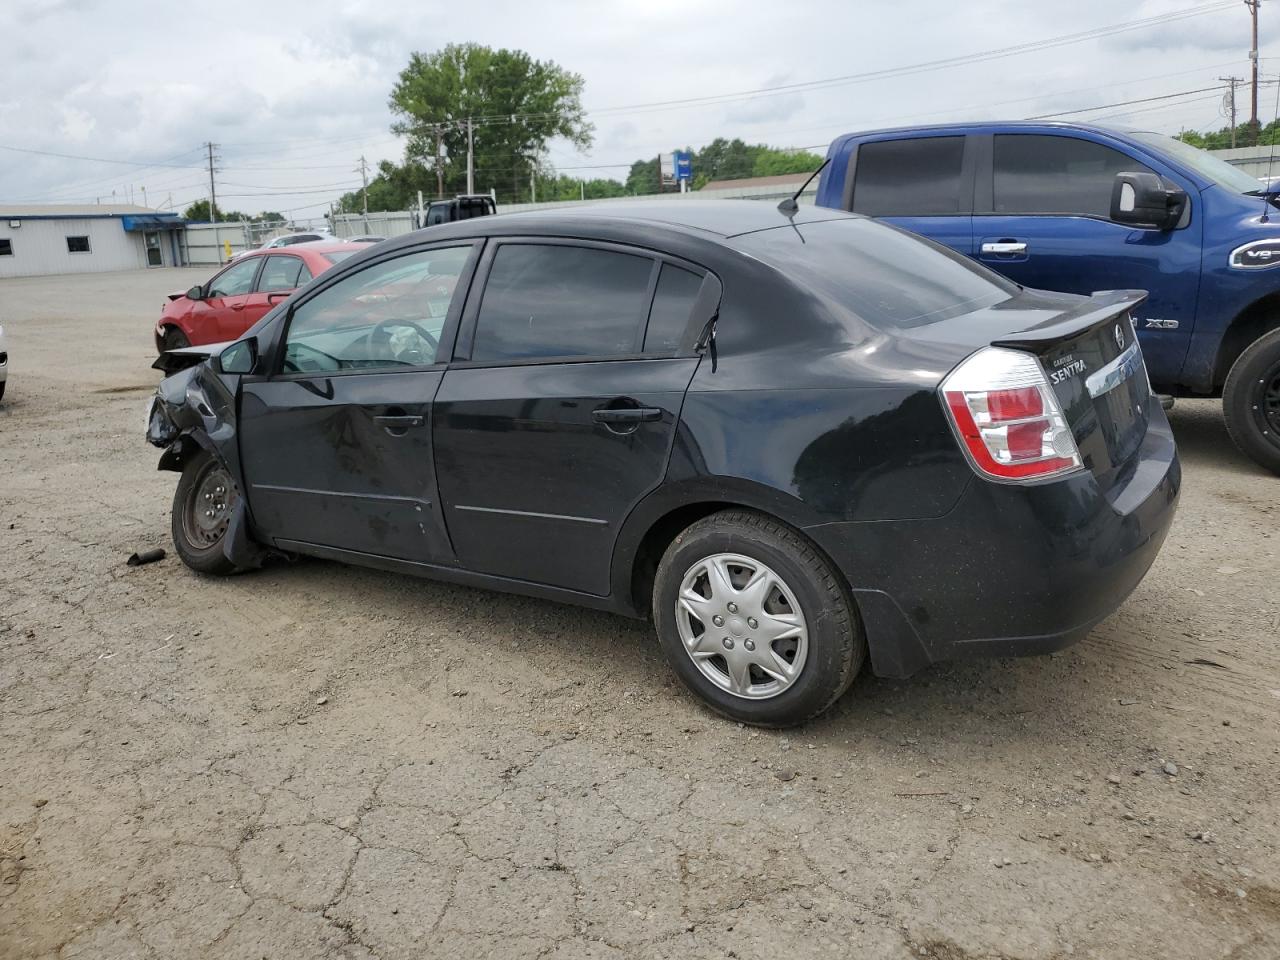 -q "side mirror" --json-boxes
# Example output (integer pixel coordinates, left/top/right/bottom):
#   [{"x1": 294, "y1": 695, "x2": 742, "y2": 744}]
[
  {"x1": 217, "y1": 337, "x2": 258, "y2": 375},
  {"x1": 1110, "y1": 171, "x2": 1187, "y2": 231},
  {"x1": 186, "y1": 284, "x2": 205, "y2": 301}
]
